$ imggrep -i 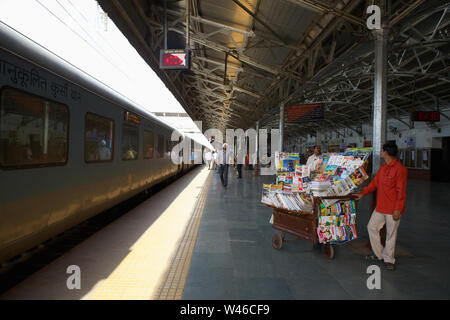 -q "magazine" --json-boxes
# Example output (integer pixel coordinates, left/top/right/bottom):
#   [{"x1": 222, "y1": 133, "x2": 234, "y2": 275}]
[
  {"x1": 344, "y1": 176, "x2": 357, "y2": 190},
  {"x1": 349, "y1": 166, "x2": 369, "y2": 186},
  {"x1": 292, "y1": 176, "x2": 303, "y2": 192},
  {"x1": 324, "y1": 165, "x2": 338, "y2": 176},
  {"x1": 295, "y1": 164, "x2": 303, "y2": 176},
  {"x1": 288, "y1": 153, "x2": 300, "y2": 160},
  {"x1": 301, "y1": 165, "x2": 310, "y2": 178},
  {"x1": 261, "y1": 185, "x2": 273, "y2": 206},
  {"x1": 262, "y1": 187, "x2": 314, "y2": 212}
]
